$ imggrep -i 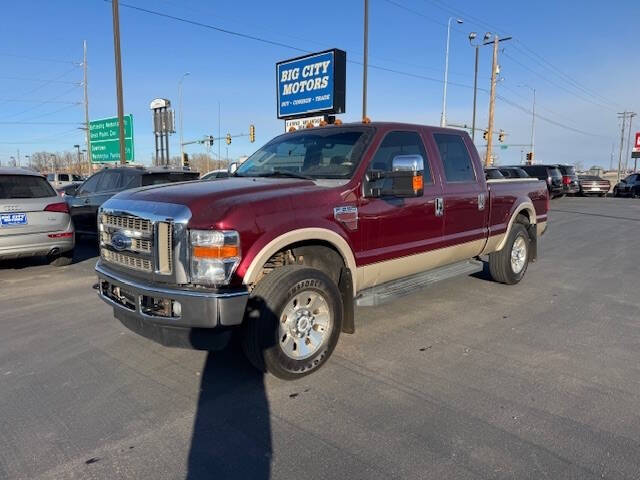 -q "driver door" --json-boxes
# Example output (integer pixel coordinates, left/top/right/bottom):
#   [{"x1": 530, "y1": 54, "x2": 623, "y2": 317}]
[
  {"x1": 357, "y1": 130, "x2": 444, "y2": 289},
  {"x1": 69, "y1": 172, "x2": 102, "y2": 233}
]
